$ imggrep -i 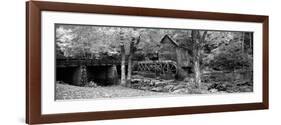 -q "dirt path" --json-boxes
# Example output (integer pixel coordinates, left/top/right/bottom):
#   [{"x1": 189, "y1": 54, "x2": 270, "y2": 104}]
[{"x1": 55, "y1": 84, "x2": 175, "y2": 100}]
